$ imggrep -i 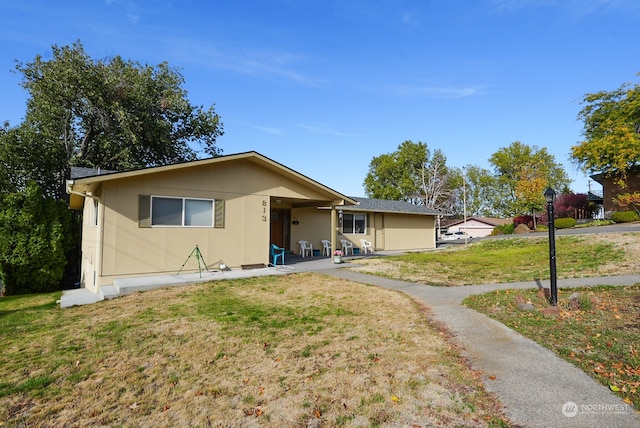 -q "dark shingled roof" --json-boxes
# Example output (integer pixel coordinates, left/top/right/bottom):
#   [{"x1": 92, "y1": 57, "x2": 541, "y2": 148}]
[
  {"x1": 347, "y1": 197, "x2": 445, "y2": 216},
  {"x1": 70, "y1": 167, "x2": 119, "y2": 179}
]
